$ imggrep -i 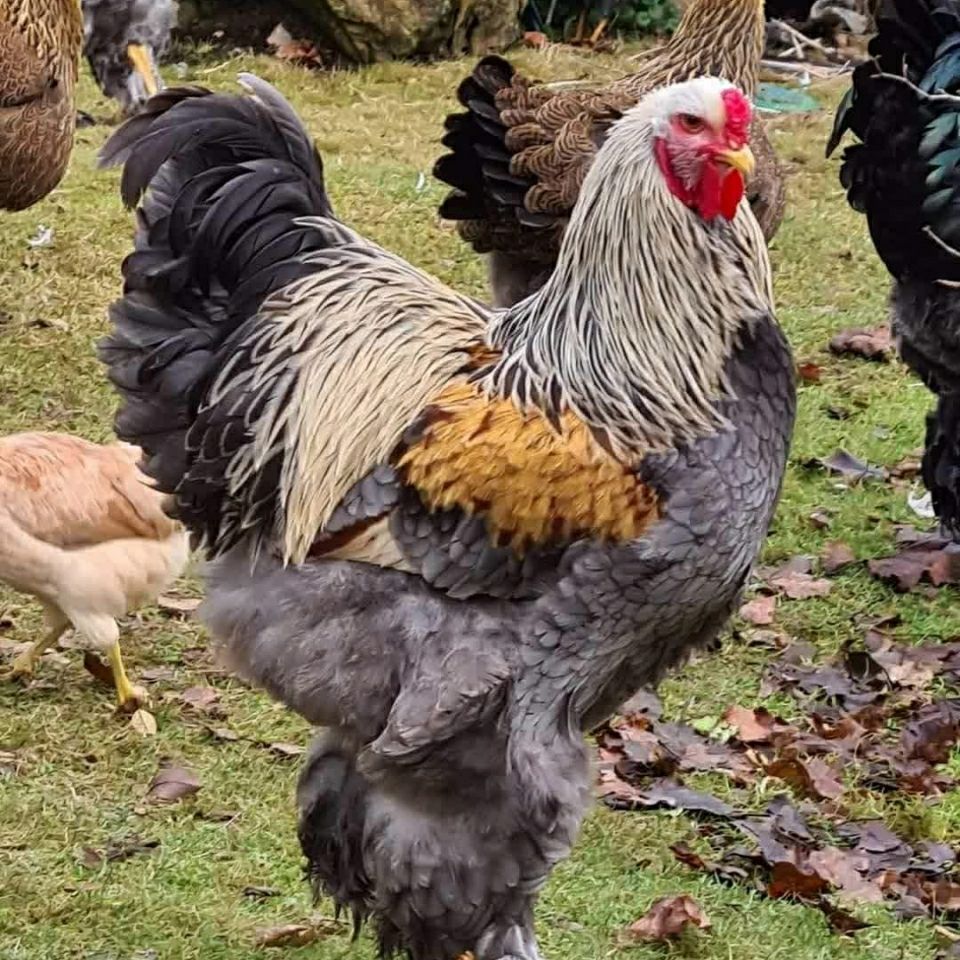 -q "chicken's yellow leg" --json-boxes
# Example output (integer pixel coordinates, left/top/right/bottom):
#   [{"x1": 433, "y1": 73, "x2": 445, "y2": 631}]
[
  {"x1": 6, "y1": 611, "x2": 67, "y2": 679},
  {"x1": 105, "y1": 640, "x2": 144, "y2": 711},
  {"x1": 126, "y1": 43, "x2": 159, "y2": 97},
  {"x1": 77, "y1": 614, "x2": 145, "y2": 711},
  {"x1": 572, "y1": 10, "x2": 587, "y2": 42}
]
